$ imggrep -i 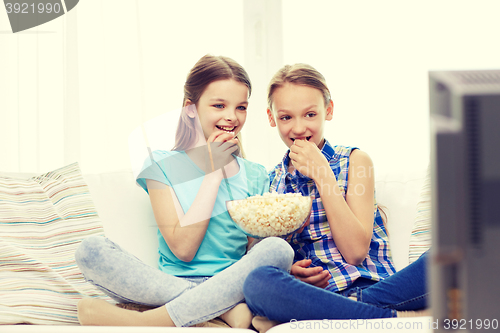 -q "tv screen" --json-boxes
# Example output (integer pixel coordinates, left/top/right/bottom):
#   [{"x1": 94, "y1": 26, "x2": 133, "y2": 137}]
[{"x1": 429, "y1": 69, "x2": 500, "y2": 332}]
